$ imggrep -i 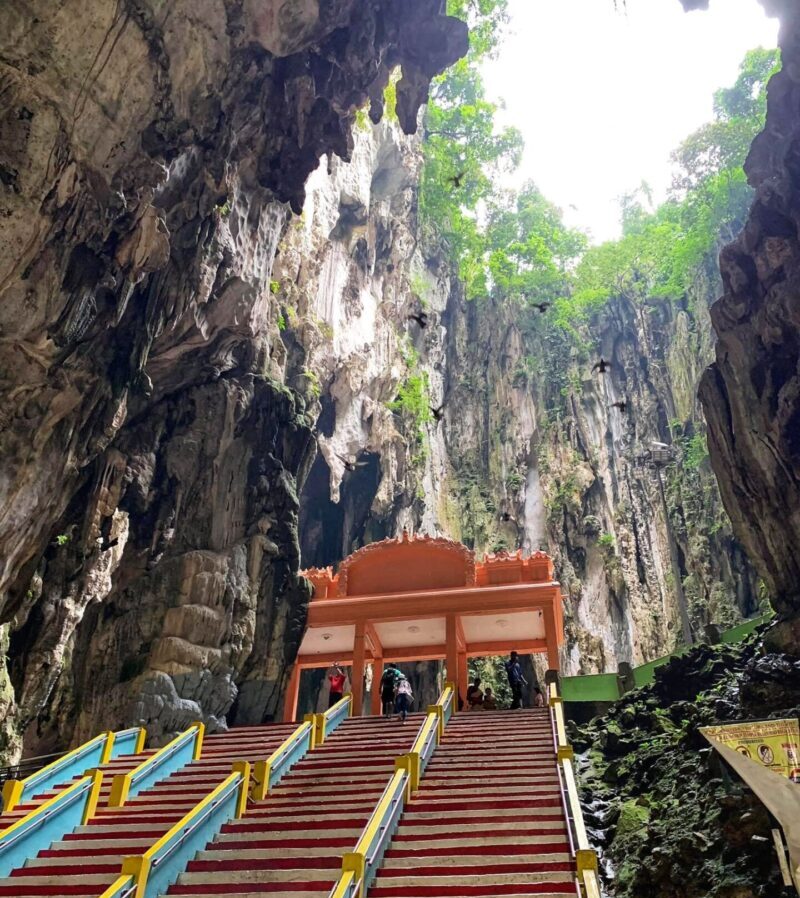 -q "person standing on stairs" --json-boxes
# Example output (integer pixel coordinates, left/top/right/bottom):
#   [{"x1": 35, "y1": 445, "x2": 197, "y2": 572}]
[
  {"x1": 328, "y1": 663, "x2": 347, "y2": 707},
  {"x1": 395, "y1": 674, "x2": 413, "y2": 723},
  {"x1": 380, "y1": 664, "x2": 401, "y2": 717},
  {"x1": 482, "y1": 685, "x2": 497, "y2": 709},
  {"x1": 505, "y1": 650, "x2": 528, "y2": 709}
]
